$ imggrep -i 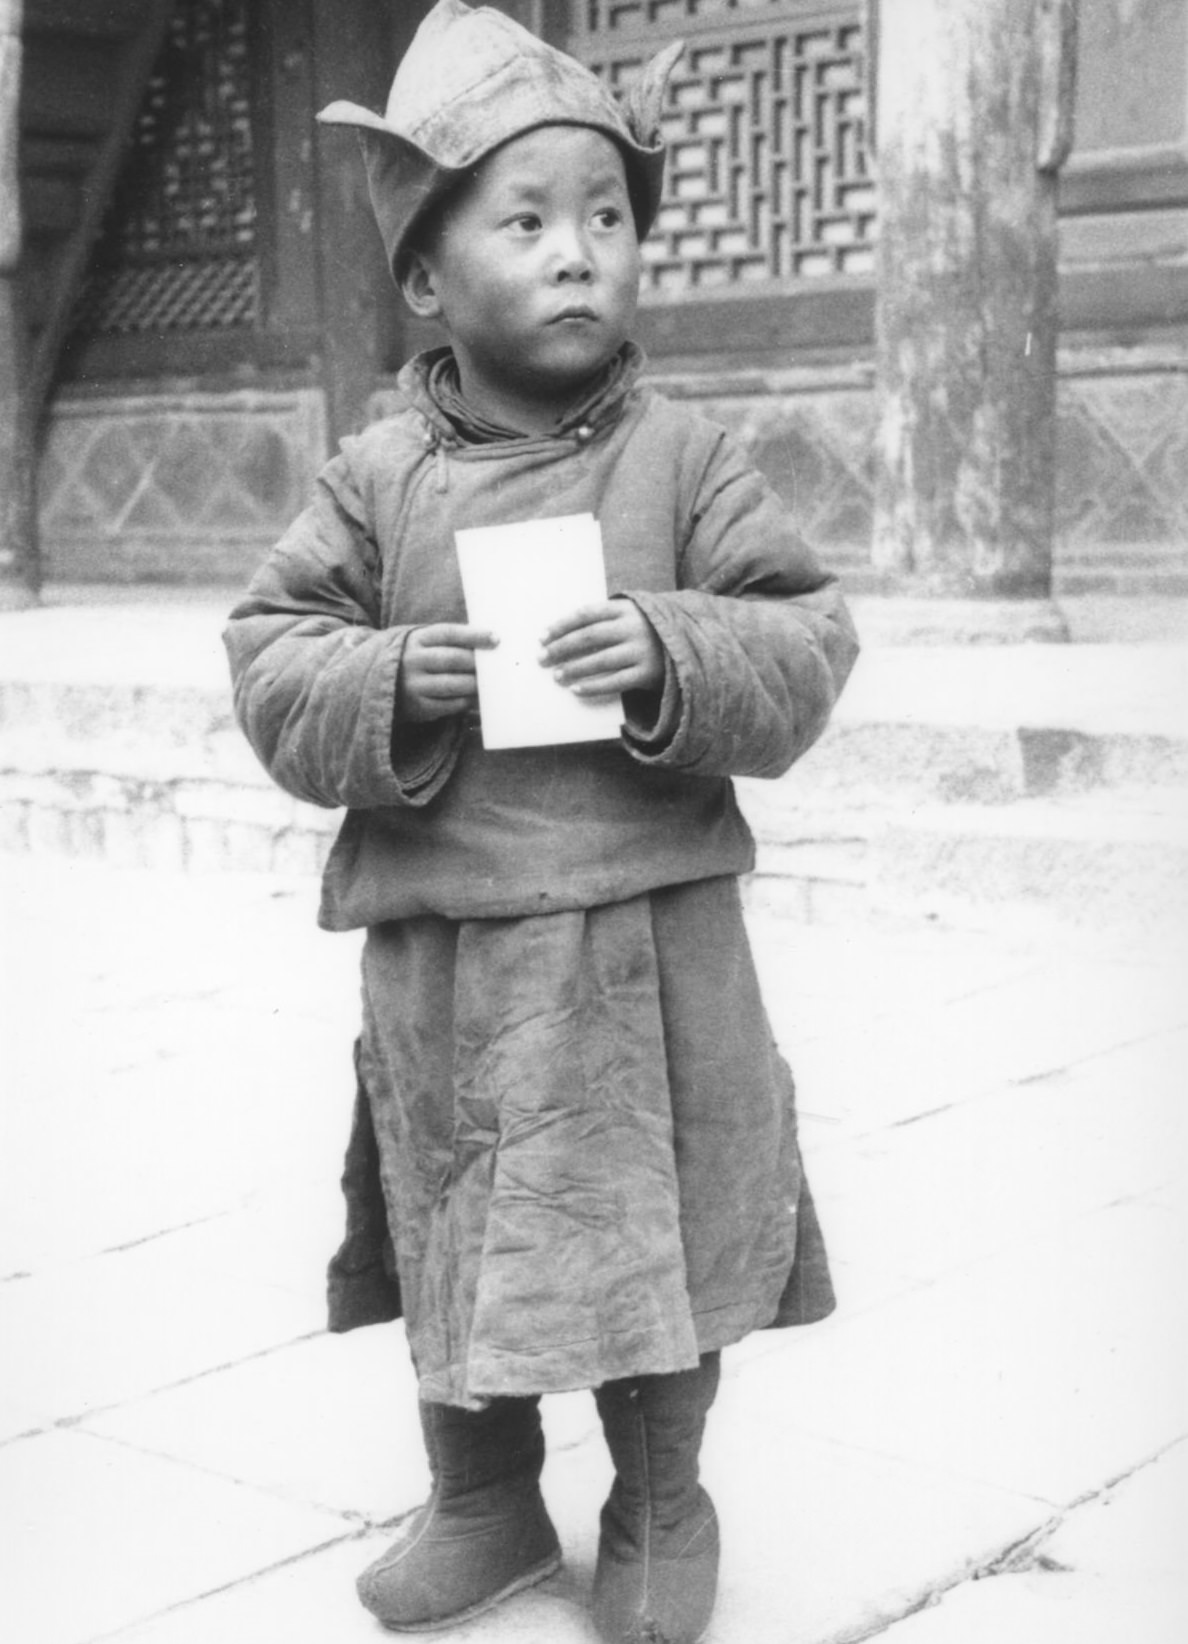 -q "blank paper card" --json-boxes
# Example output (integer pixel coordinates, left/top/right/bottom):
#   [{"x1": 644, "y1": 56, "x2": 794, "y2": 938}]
[{"x1": 455, "y1": 513, "x2": 624, "y2": 750}]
